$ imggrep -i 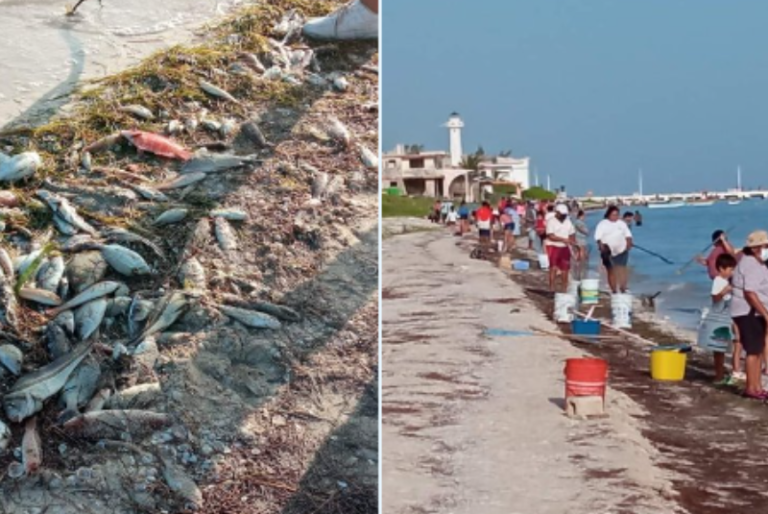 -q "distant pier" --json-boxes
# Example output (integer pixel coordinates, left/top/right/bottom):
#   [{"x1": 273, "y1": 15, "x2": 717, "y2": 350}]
[{"x1": 576, "y1": 190, "x2": 768, "y2": 204}]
